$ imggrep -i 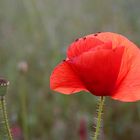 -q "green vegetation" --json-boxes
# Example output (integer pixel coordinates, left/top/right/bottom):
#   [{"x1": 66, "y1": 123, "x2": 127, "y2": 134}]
[{"x1": 0, "y1": 0, "x2": 140, "y2": 139}]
